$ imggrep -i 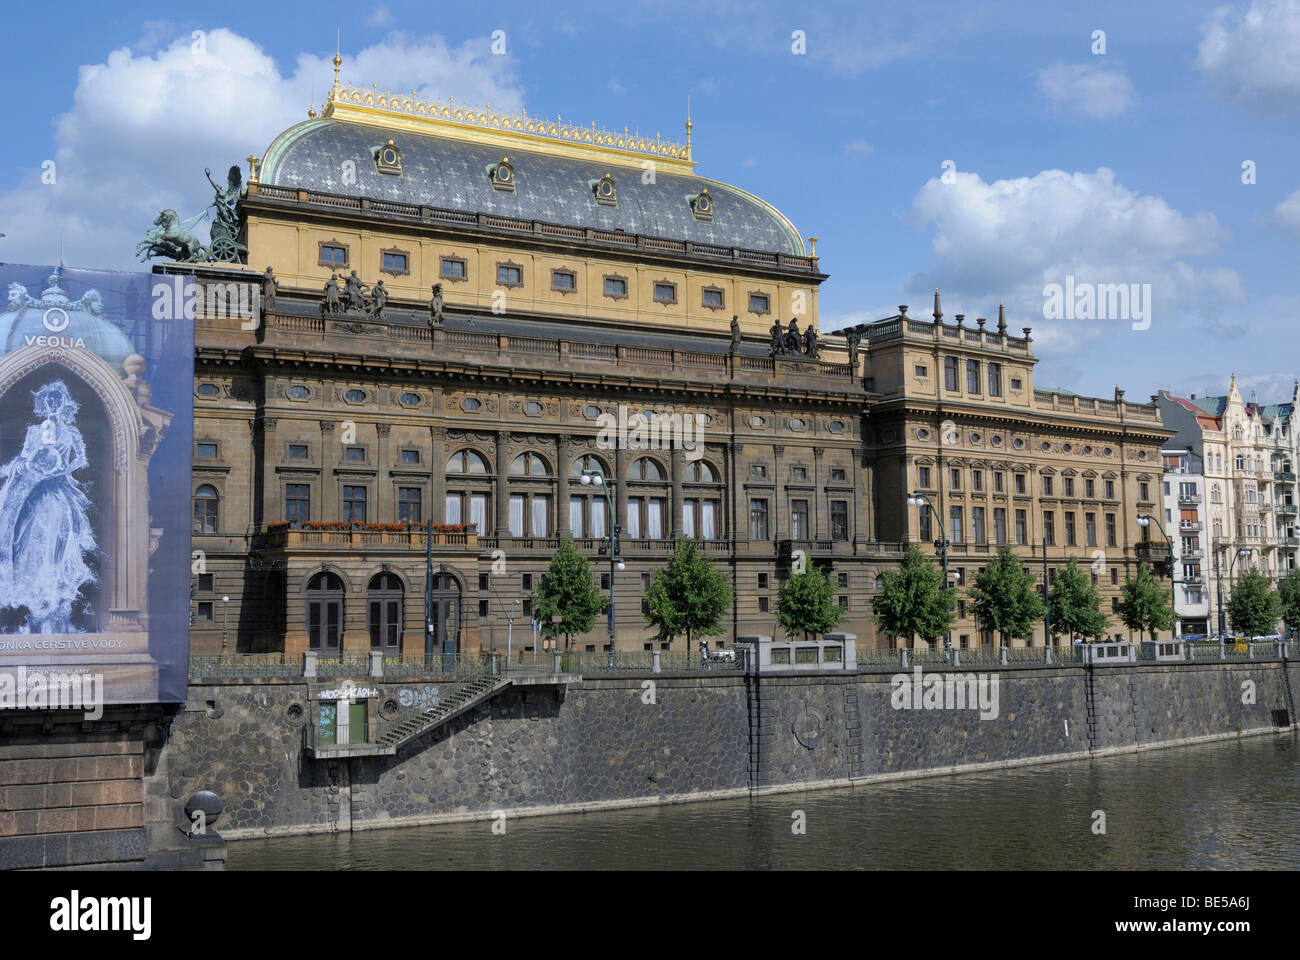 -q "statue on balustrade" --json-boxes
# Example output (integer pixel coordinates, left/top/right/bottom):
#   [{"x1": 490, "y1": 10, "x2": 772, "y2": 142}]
[
  {"x1": 429, "y1": 283, "x2": 444, "y2": 327},
  {"x1": 768, "y1": 319, "x2": 783, "y2": 357},
  {"x1": 783, "y1": 319, "x2": 802, "y2": 355},
  {"x1": 320, "y1": 274, "x2": 342, "y2": 317},
  {"x1": 367, "y1": 279, "x2": 388, "y2": 318},
  {"x1": 803, "y1": 324, "x2": 820, "y2": 359},
  {"x1": 730, "y1": 315, "x2": 741, "y2": 352},
  {"x1": 844, "y1": 328, "x2": 861, "y2": 369},
  {"x1": 261, "y1": 267, "x2": 277, "y2": 314},
  {"x1": 343, "y1": 271, "x2": 367, "y2": 313}
]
